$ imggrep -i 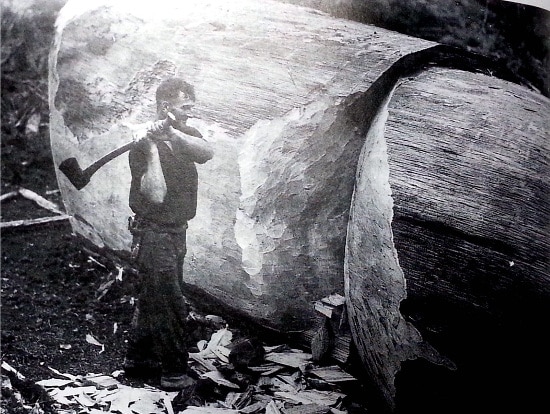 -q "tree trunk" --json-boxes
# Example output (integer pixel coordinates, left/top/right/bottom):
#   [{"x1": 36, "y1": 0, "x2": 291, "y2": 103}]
[{"x1": 50, "y1": 0, "x2": 437, "y2": 331}]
